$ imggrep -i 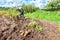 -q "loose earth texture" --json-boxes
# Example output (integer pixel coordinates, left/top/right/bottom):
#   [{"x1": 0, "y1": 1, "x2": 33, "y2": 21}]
[{"x1": 0, "y1": 15, "x2": 60, "y2": 40}]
